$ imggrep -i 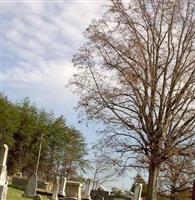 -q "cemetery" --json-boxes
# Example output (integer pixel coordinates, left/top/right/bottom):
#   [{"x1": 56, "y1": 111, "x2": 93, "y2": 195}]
[
  {"x1": 0, "y1": 142, "x2": 194, "y2": 200},
  {"x1": 0, "y1": 142, "x2": 144, "y2": 200},
  {"x1": 1, "y1": 0, "x2": 195, "y2": 200}
]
